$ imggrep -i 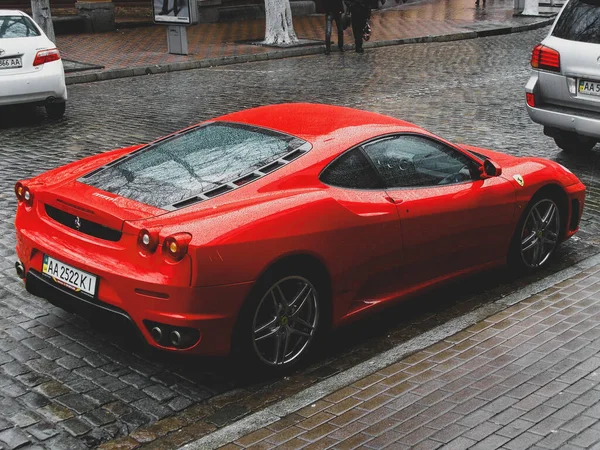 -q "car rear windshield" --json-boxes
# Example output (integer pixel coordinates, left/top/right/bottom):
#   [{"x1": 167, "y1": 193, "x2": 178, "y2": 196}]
[
  {"x1": 0, "y1": 15, "x2": 41, "y2": 38},
  {"x1": 81, "y1": 122, "x2": 307, "y2": 208},
  {"x1": 552, "y1": 0, "x2": 600, "y2": 44}
]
